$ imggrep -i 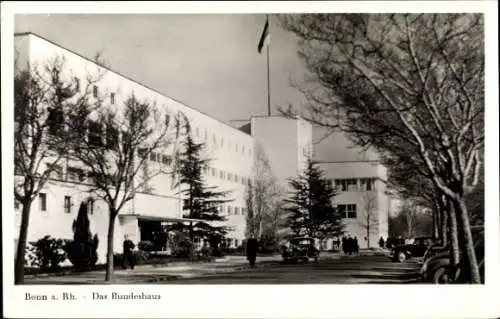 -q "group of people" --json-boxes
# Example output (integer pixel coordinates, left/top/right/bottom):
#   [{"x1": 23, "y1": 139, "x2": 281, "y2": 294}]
[{"x1": 341, "y1": 235, "x2": 359, "y2": 255}]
